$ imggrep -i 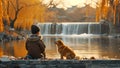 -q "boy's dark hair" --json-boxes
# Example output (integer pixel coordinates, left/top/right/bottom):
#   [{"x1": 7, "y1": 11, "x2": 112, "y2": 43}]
[{"x1": 31, "y1": 25, "x2": 40, "y2": 34}]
